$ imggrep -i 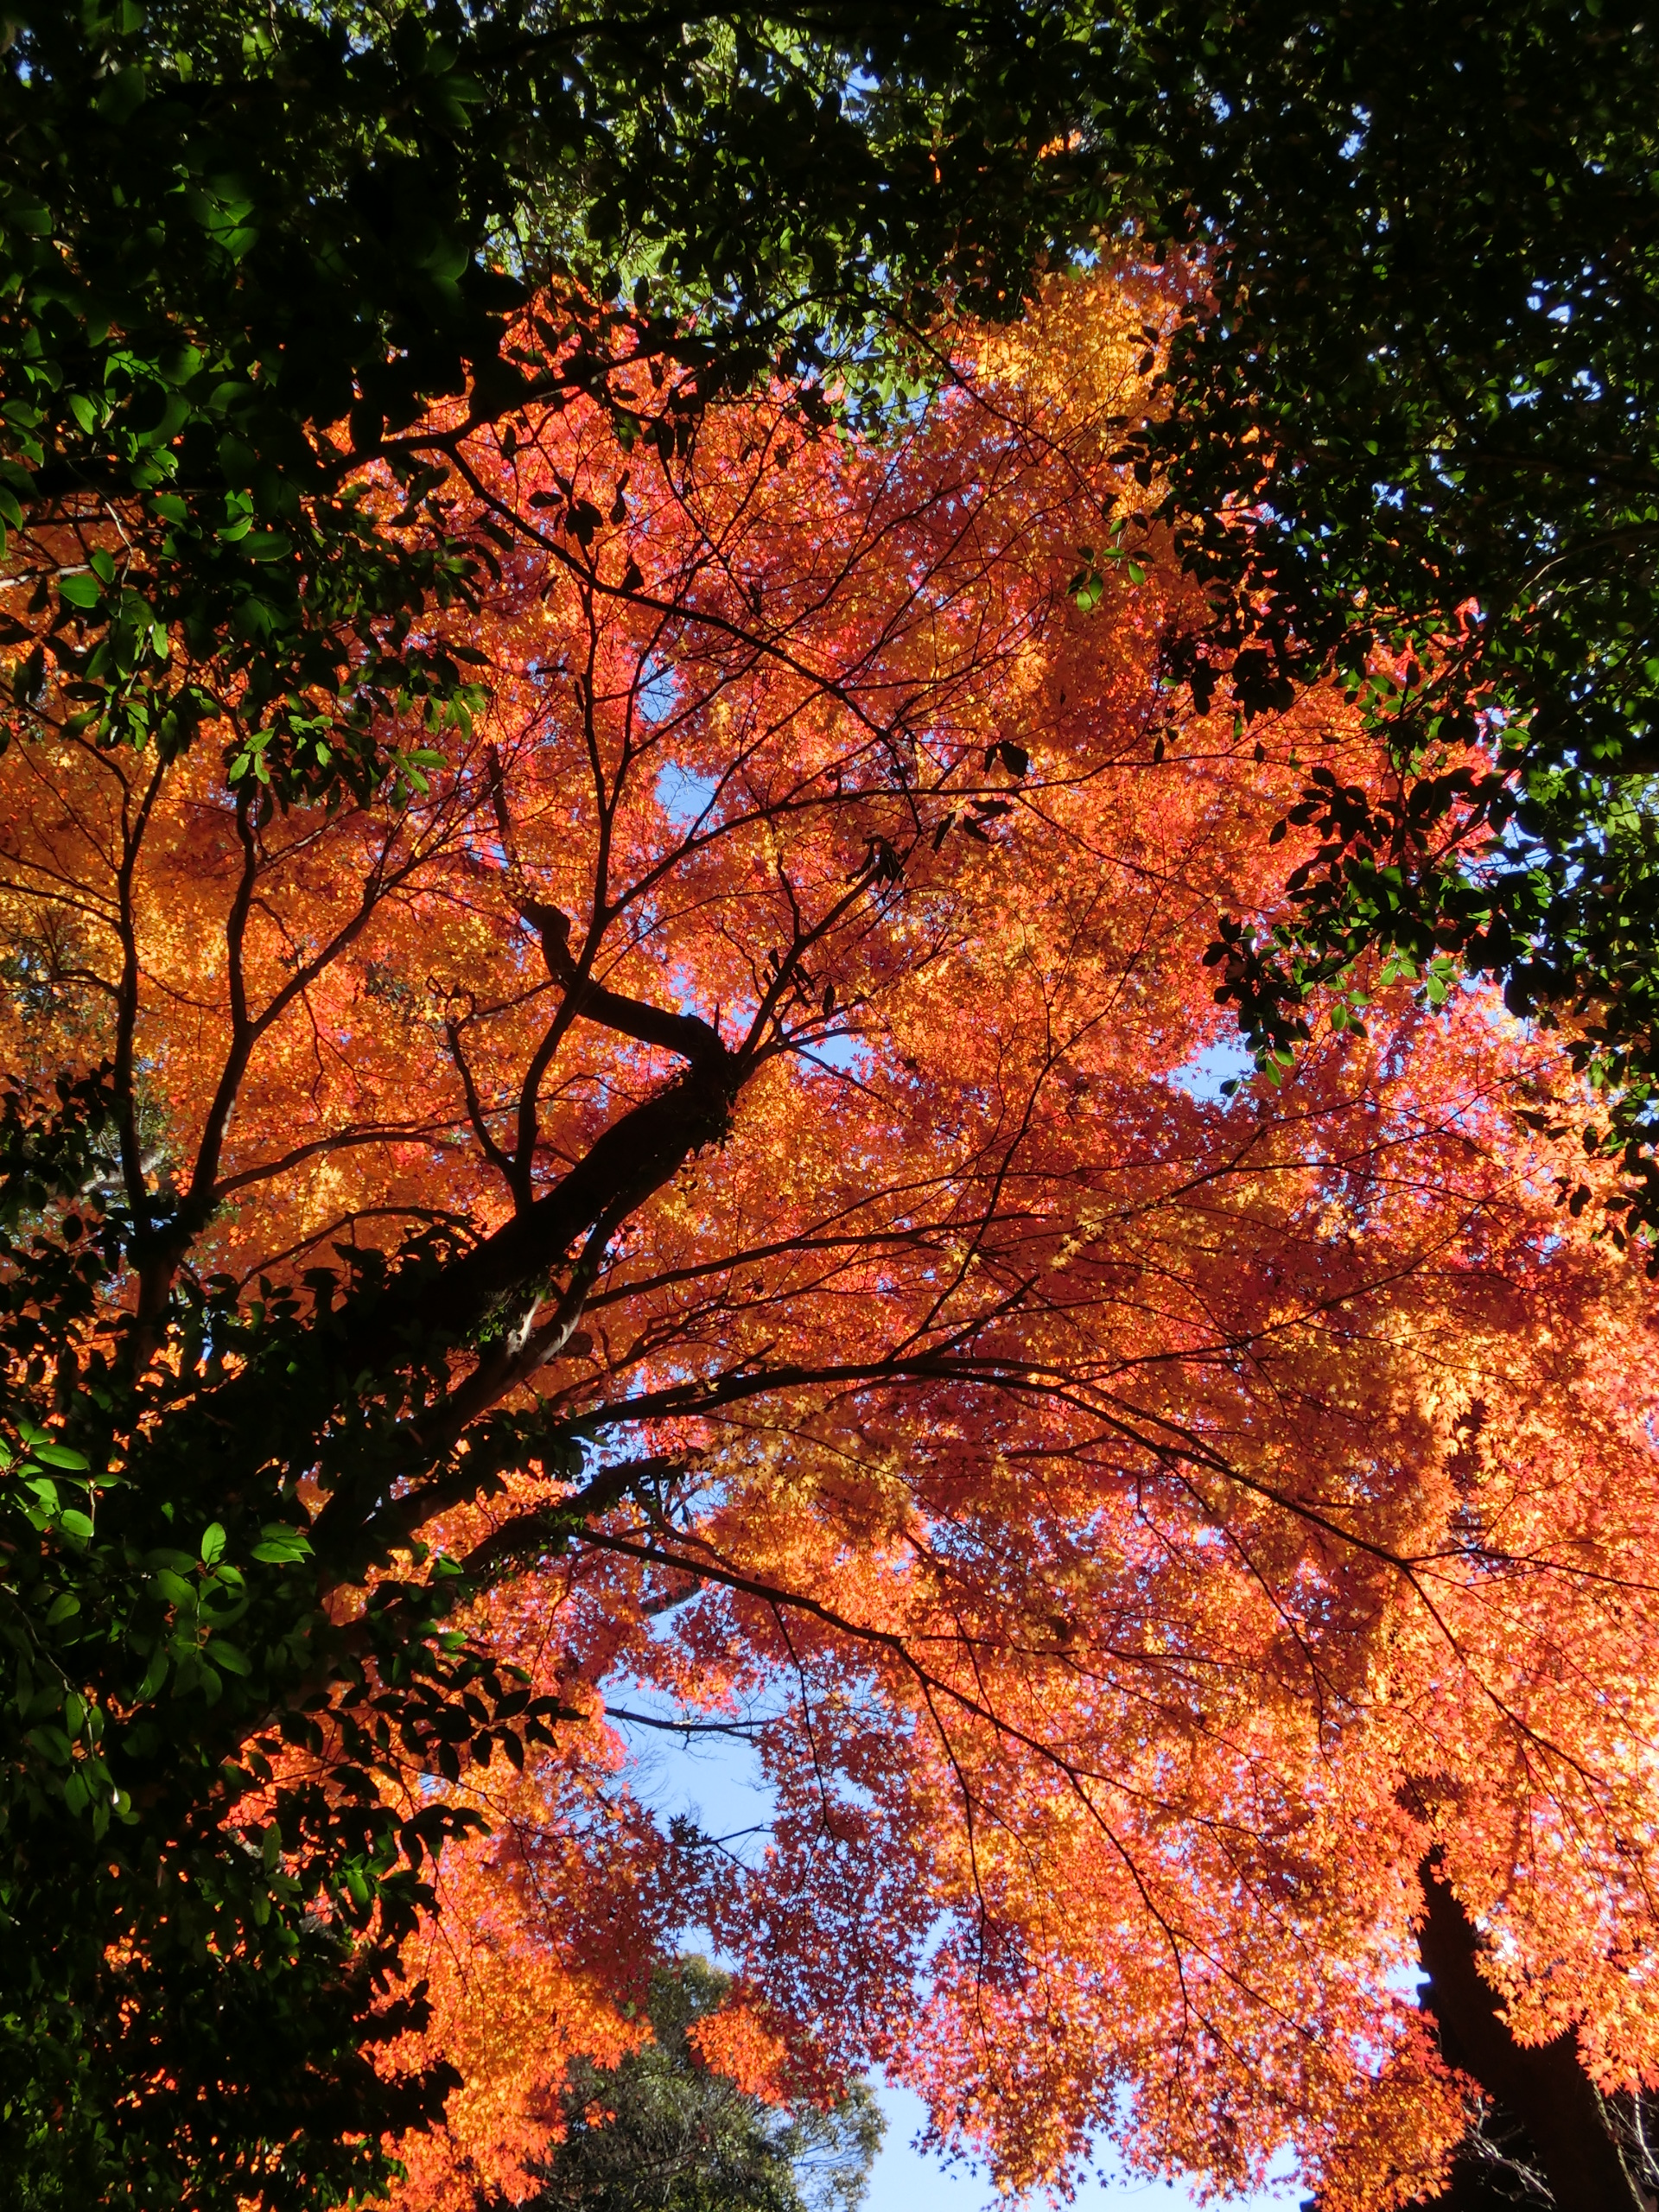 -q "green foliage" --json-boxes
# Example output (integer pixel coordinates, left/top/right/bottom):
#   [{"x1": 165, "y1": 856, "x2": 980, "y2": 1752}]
[
  {"x1": 525, "y1": 1959, "x2": 883, "y2": 2212},
  {"x1": 0, "y1": 1074, "x2": 588, "y2": 2208},
  {"x1": 1100, "y1": 3, "x2": 1659, "y2": 1240},
  {"x1": 2, "y1": 0, "x2": 511, "y2": 799}
]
